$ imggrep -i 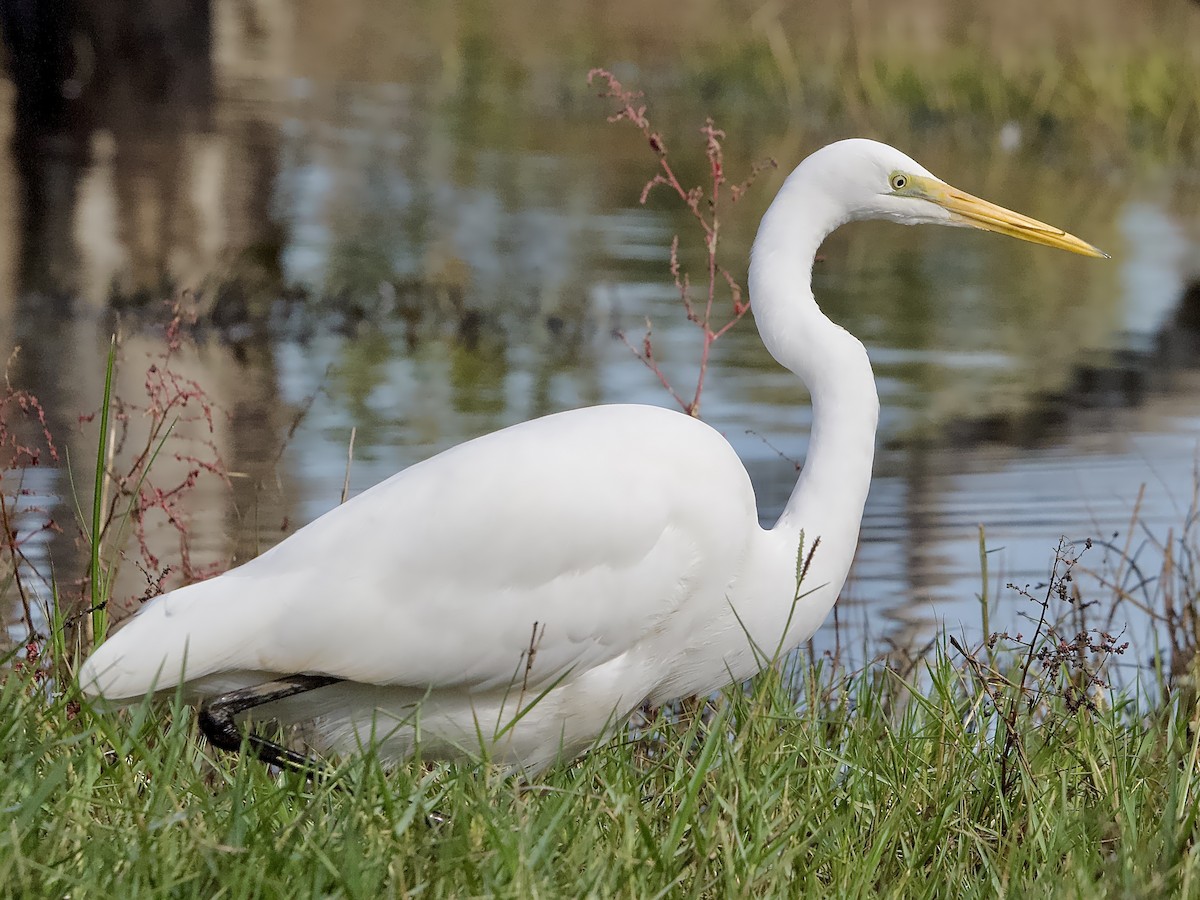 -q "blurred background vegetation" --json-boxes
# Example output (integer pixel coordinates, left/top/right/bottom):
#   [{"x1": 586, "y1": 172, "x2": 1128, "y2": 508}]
[
  {"x1": 3, "y1": 0, "x2": 1197, "y2": 308},
  {"x1": 284, "y1": 0, "x2": 1200, "y2": 154}
]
